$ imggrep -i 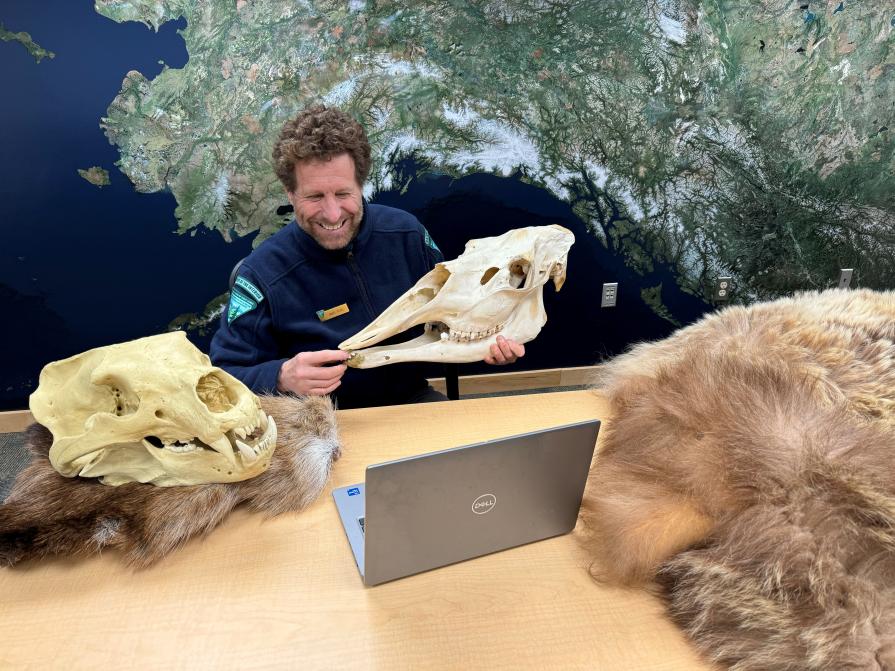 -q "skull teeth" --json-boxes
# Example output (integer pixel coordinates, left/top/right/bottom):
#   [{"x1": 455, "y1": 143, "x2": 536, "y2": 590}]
[
  {"x1": 151, "y1": 411, "x2": 276, "y2": 465},
  {"x1": 235, "y1": 415, "x2": 277, "y2": 464},
  {"x1": 236, "y1": 439, "x2": 257, "y2": 463},
  {"x1": 233, "y1": 414, "x2": 266, "y2": 442},
  {"x1": 166, "y1": 442, "x2": 200, "y2": 453},
  {"x1": 242, "y1": 412, "x2": 267, "y2": 439},
  {"x1": 429, "y1": 322, "x2": 502, "y2": 343},
  {"x1": 445, "y1": 324, "x2": 502, "y2": 342},
  {"x1": 210, "y1": 435, "x2": 235, "y2": 463}
]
